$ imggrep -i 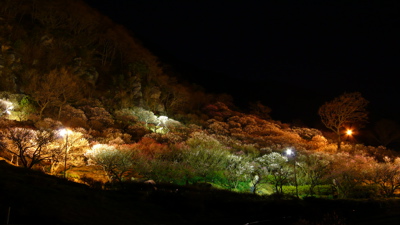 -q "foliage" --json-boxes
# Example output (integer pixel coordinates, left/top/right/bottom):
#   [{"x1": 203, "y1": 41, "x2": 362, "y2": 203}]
[
  {"x1": 296, "y1": 152, "x2": 332, "y2": 195},
  {"x1": 1, "y1": 0, "x2": 400, "y2": 202},
  {"x1": 85, "y1": 144, "x2": 135, "y2": 183},
  {"x1": 129, "y1": 137, "x2": 170, "y2": 160},
  {"x1": 178, "y1": 132, "x2": 231, "y2": 182},
  {"x1": 224, "y1": 154, "x2": 254, "y2": 190},
  {"x1": 0, "y1": 98, "x2": 13, "y2": 117},
  {"x1": 85, "y1": 106, "x2": 114, "y2": 129},
  {"x1": 366, "y1": 157, "x2": 400, "y2": 197},
  {"x1": 60, "y1": 105, "x2": 88, "y2": 128},
  {"x1": 48, "y1": 128, "x2": 89, "y2": 175},
  {"x1": 318, "y1": 92, "x2": 368, "y2": 150},
  {"x1": 328, "y1": 153, "x2": 375, "y2": 198},
  {"x1": 0, "y1": 92, "x2": 37, "y2": 121},
  {"x1": 255, "y1": 152, "x2": 291, "y2": 194}
]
